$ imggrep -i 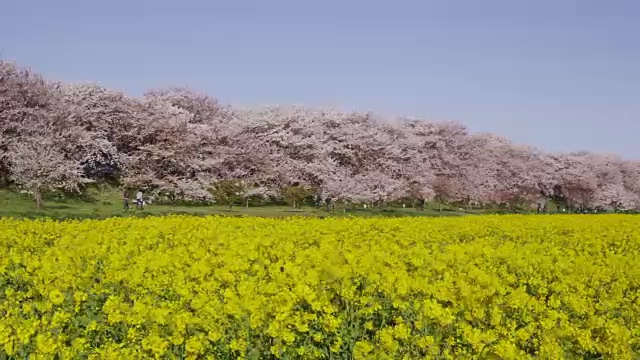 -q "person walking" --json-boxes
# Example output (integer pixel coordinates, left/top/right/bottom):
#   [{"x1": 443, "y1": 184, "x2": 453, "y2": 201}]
[
  {"x1": 325, "y1": 197, "x2": 332, "y2": 212},
  {"x1": 136, "y1": 190, "x2": 144, "y2": 210},
  {"x1": 123, "y1": 189, "x2": 130, "y2": 210}
]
